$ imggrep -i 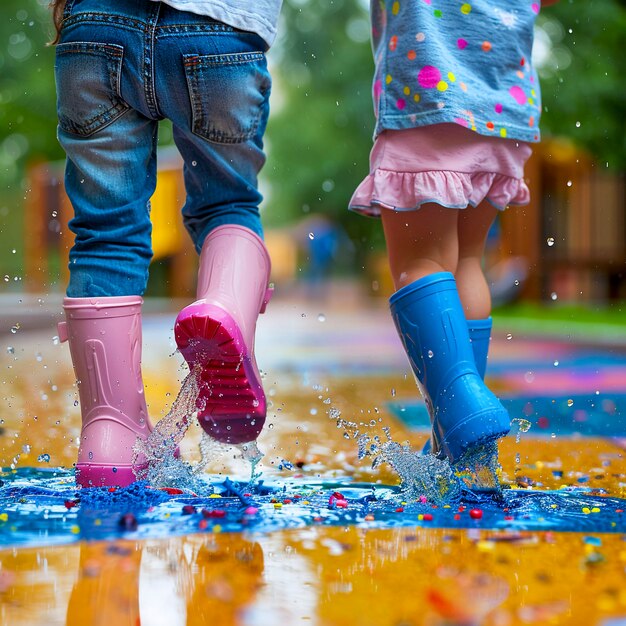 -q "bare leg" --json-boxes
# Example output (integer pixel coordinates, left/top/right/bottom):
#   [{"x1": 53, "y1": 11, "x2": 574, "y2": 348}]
[
  {"x1": 456, "y1": 201, "x2": 499, "y2": 319},
  {"x1": 381, "y1": 203, "x2": 459, "y2": 290}
]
